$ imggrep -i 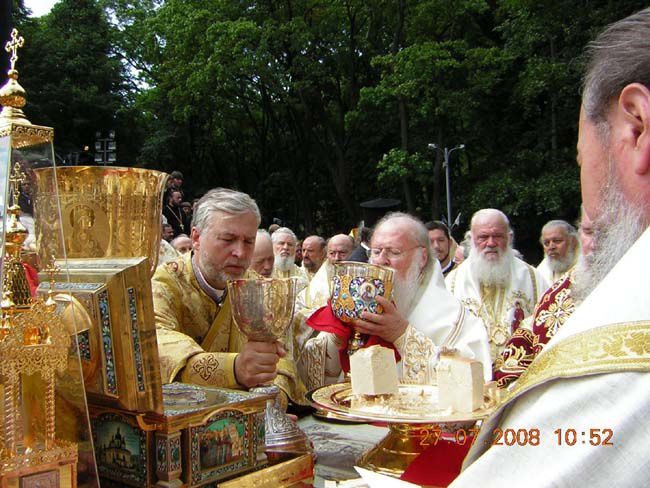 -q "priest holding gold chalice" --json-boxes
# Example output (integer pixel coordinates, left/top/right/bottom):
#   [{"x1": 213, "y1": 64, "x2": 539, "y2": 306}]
[
  {"x1": 152, "y1": 188, "x2": 305, "y2": 408},
  {"x1": 304, "y1": 212, "x2": 492, "y2": 388}
]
